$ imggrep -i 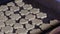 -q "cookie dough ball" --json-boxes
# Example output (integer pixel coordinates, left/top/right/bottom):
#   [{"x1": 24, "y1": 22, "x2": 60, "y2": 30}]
[
  {"x1": 5, "y1": 19, "x2": 16, "y2": 26},
  {"x1": 19, "y1": 18, "x2": 28, "y2": 24},
  {"x1": 16, "y1": 2, "x2": 25, "y2": 7},
  {"x1": 19, "y1": 9, "x2": 29, "y2": 16},
  {"x1": 0, "y1": 16, "x2": 8, "y2": 22},
  {"x1": 36, "y1": 12, "x2": 47, "y2": 19},
  {"x1": 0, "y1": 5, "x2": 8, "y2": 11},
  {"x1": 25, "y1": 23, "x2": 34, "y2": 30},
  {"x1": 32, "y1": 19, "x2": 43, "y2": 26},
  {"x1": 7, "y1": 2, "x2": 15, "y2": 6},
  {"x1": 10, "y1": 6, "x2": 20, "y2": 12},
  {"x1": 23, "y1": 4, "x2": 32, "y2": 10},
  {"x1": 10, "y1": 14, "x2": 21, "y2": 20},
  {"x1": 14, "y1": 23, "x2": 23, "y2": 29},
  {"x1": 16, "y1": 28, "x2": 28, "y2": 34},
  {"x1": 5, "y1": 11, "x2": 13, "y2": 16},
  {"x1": 25, "y1": 14, "x2": 35, "y2": 21},
  {"x1": 1, "y1": 26, "x2": 13, "y2": 33},
  {"x1": 30, "y1": 8, "x2": 40, "y2": 14}
]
